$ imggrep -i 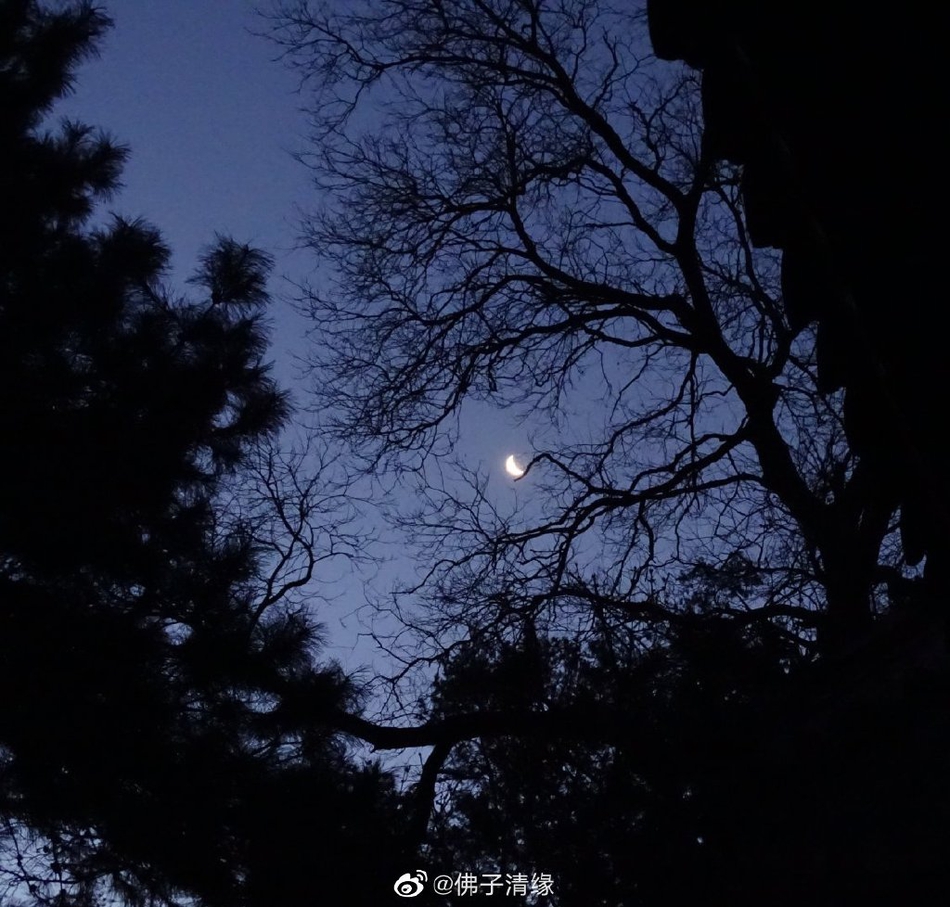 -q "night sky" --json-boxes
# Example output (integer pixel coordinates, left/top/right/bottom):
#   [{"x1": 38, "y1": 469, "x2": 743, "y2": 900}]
[
  {"x1": 51, "y1": 0, "x2": 535, "y2": 676},
  {"x1": 52, "y1": 0, "x2": 311, "y2": 372}
]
